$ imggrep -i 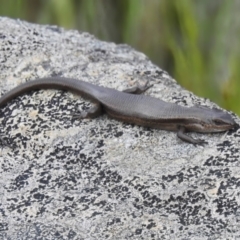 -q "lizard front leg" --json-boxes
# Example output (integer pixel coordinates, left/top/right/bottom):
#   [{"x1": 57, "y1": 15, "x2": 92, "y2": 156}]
[
  {"x1": 123, "y1": 81, "x2": 153, "y2": 94},
  {"x1": 177, "y1": 126, "x2": 207, "y2": 145}
]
